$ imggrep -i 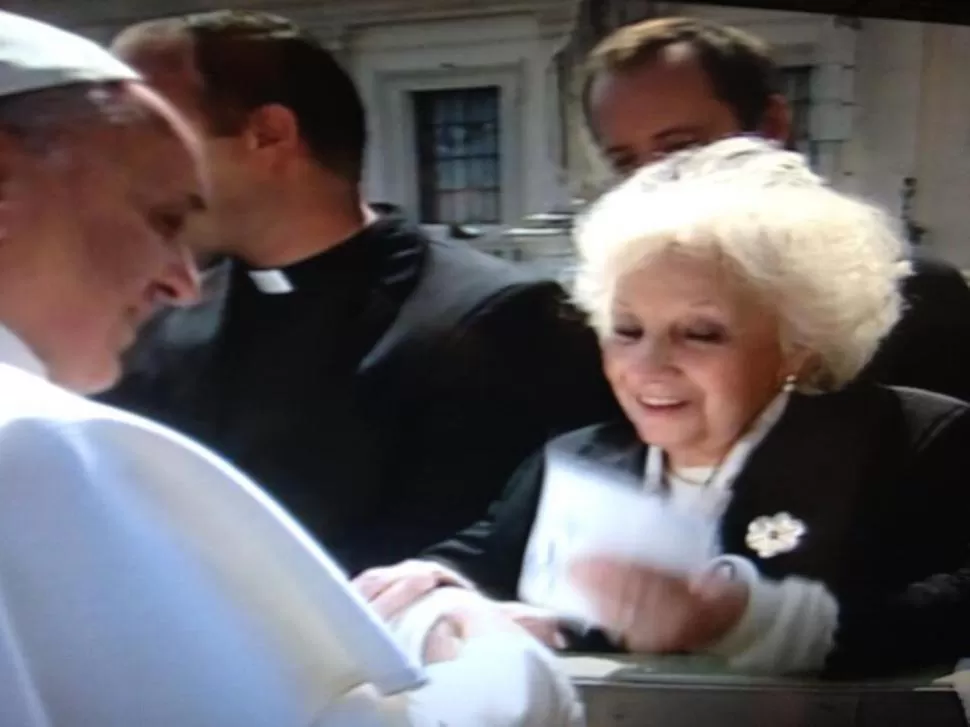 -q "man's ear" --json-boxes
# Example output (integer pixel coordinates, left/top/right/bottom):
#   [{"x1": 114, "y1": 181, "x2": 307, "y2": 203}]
[
  {"x1": 760, "y1": 94, "x2": 793, "y2": 147},
  {"x1": 240, "y1": 103, "x2": 300, "y2": 156}
]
